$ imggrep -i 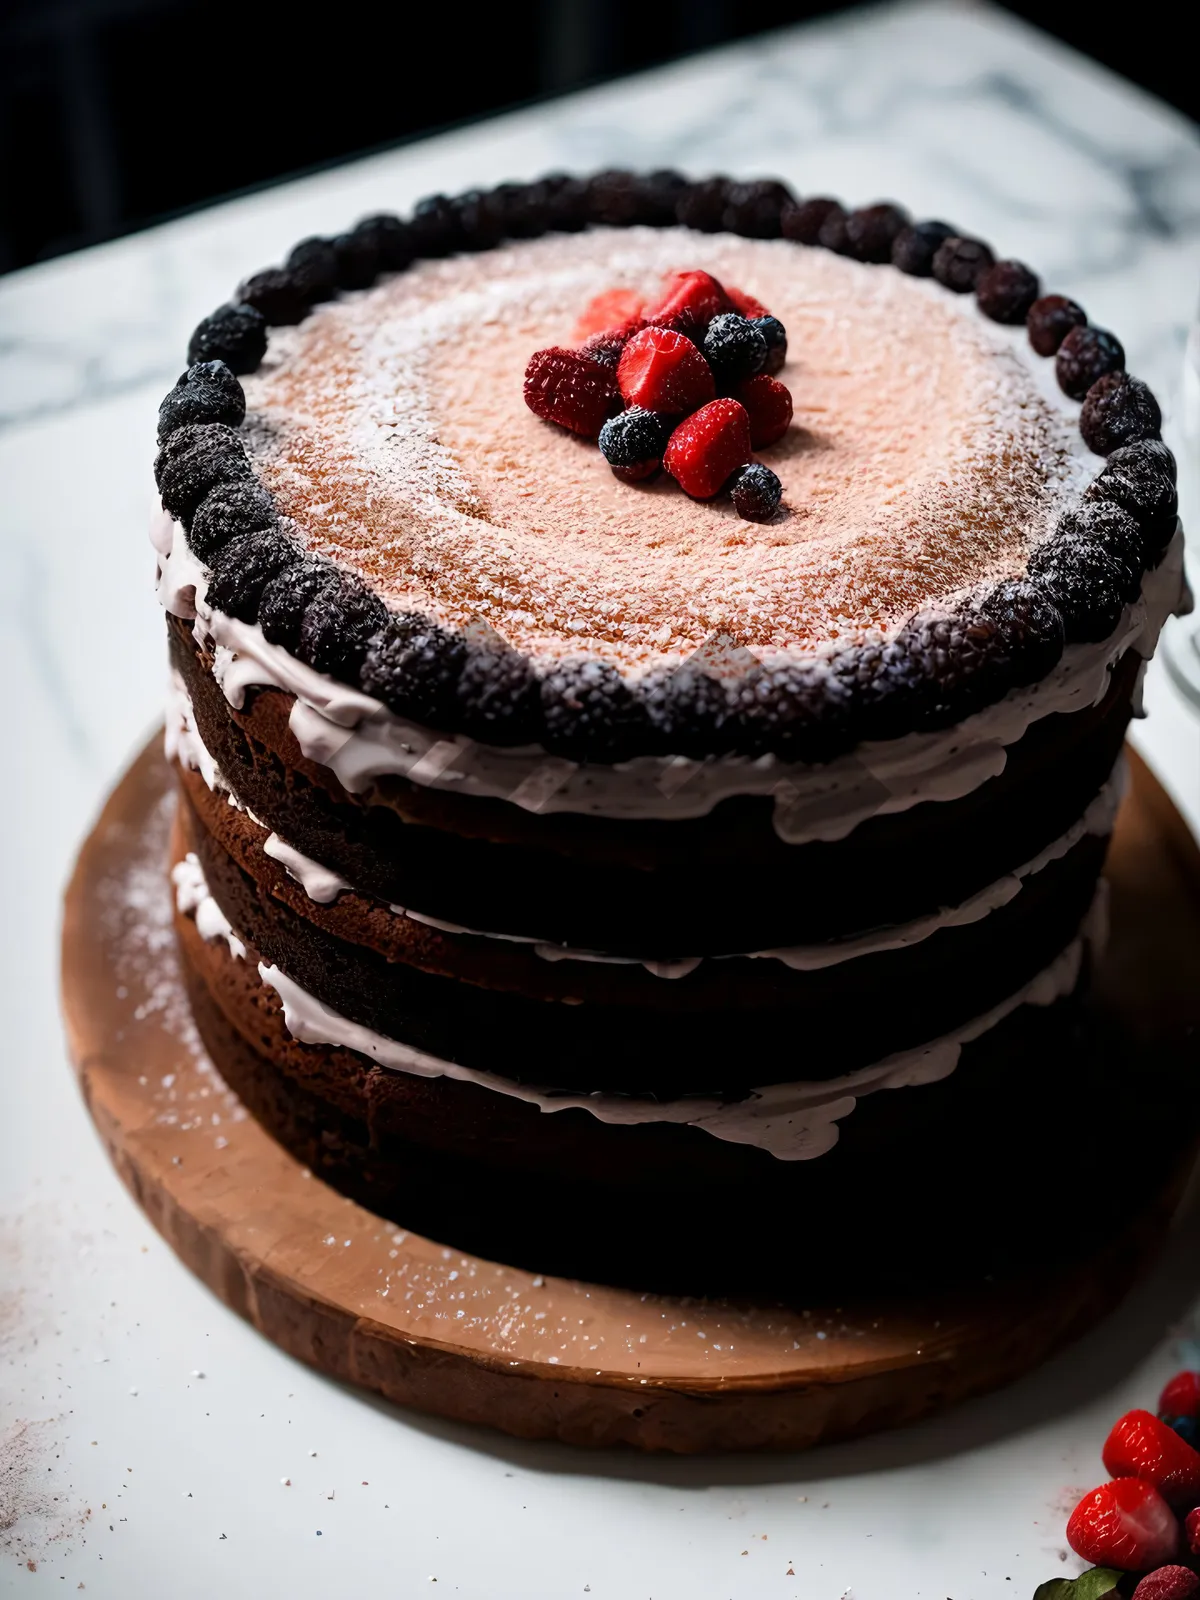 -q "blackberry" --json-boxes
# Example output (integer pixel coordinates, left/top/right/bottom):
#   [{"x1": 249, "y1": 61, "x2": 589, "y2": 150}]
[
  {"x1": 1085, "y1": 439, "x2": 1178, "y2": 550},
  {"x1": 975, "y1": 260, "x2": 1040, "y2": 325},
  {"x1": 352, "y1": 213, "x2": 414, "y2": 272},
  {"x1": 976, "y1": 579, "x2": 1064, "y2": 688},
  {"x1": 361, "y1": 613, "x2": 467, "y2": 725},
  {"x1": 1027, "y1": 294, "x2": 1087, "y2": 357},
  {"x1": 207, "y1": 528, "x2": 299, "y2": 622},
  {"x1": 728, "y1": 660, "x2": 851, "y2": 763},
  {"x1": 780, "y1": 197, "x2": 842, "y2": 246},
  {"x1": 286, "y1": 237, "x2": 339, "y2": 302},
  {"x1": 1056, "y1": 325, "x2": 1124, "y2": 400},
  {"x1": 1028, "y1": 539, "x2": 1131, "y2": 642},
  {"x1": 1079, "y1": 372, "x2": 1161, "y2": 456},
  {"x1": 674, "y1": 177, "x2": 732, "y2": 233},
  {"x1": 641, "y1": 664, "x2": 735, "y2": 758},
  {"x1": 752, "y1": 315, "x2": 788, "y2": 375},
  {"x1": 931, "y1": 236, "x2": 995, "y2": 293},
  {"x1": 844, "y1": 203, "x2": 909, "y2": 264},
  {"x1": 702, "y1": 313, "x2": 768, "y2": 388},
  {"x1": 640, "y1": 169, "x2": 689, "y2": 226},
  {"x1": 534, "y1": 173, "x2": 589, "y2": 233},
  {"x1": 486, "y1": 182, "x2": 548, "y2": 239},
  {"x1": 832, "y1": 637, "x2": 928, "y2": 742},
  {"x1": 1056, "y1": 499, "x2": 1147, "y2": 576},
  {"x1": 453, "y1": 188, "x2": 507, "y2": 251},
  {"x1": 154, "y1": 422, "x2": 251, "y2": 524},
  {"x1": 409, "y1": 193, "x2": 463, "y2": 258},
  {"x1": 817, "y1": 207, "x2": 851, "y2": 254},
  {"x1": 455, "y1": 646, "x2": 542, "y2": 745},
  {"x1": 585, "y1": 169, "x2": 647, "y2": 227},
  {"x1": 730, "y1": 463, "x2": 782, "y2": 522},
  {"x1": 598, "y1": 407, "x2": 670, "y2": 469},
  {"x1": 297, "y1": 573, "x2": 388, "y2": 681},
  {"x1": 540, "y1": 659, "x2": 652, "y2": 763},
  {"x1": 722, "y1": 179, "x2": 793, "y2": 239},
  {"x1": 890, "y1": 220, "x2": 955, "y2": 277},
  {"x1": 186, "y1": 302, "x2": 267, "y2": 374},
  {"x1": 157, "y1": 361, "x2": 245, "y2": 443},
  {"x1": 332, "y1": 228, "x2": 380, "y2": 290},
  {"x1": 893, "y1": 610, "x2": 1010, "y2": 729},
  {"x1": 188, "y1": 481, "x2": 276, "y2": 563},
  {"x1": 258, "y1": 559, "x2": 333, "y2": 650},
  {"x1": 236, "y1": 269, "x2": 309, "y2": 326}
]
